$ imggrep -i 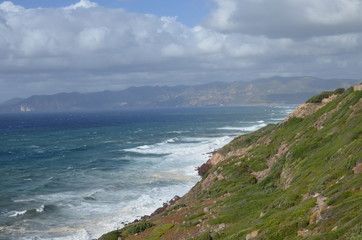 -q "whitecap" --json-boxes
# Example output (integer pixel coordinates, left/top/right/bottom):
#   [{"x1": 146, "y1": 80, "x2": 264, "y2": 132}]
[
  {"x1": 36, "y1": 205, "x2": 45, "y2": 213},
  {"x1": 28, "y1": 145, "x2": 40, "y2": 148},
  {"x1": 166, "y1": 130, "x2": 190, "y2": 134},
  {"x1": 8, "y1": 204, "x2": 45, "y2": 217},
  {"x1": 8, "y1": 210, "x2": 27, "y2": 217},
  {"x1": 136, "y1": 145, "x2": 150, "y2": 149},
  {"x1": 165, "y1": 137, "x2": 178, "y2": 143},
  {"x1": 218, "y1": 123, "x2": 267, "y2": 132}
]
